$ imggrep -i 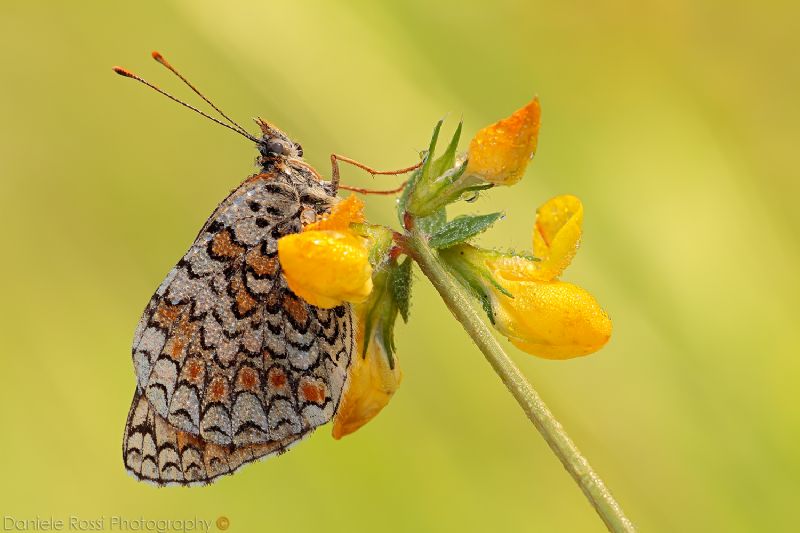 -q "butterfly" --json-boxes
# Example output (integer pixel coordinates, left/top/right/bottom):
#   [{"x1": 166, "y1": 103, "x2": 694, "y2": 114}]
[{"x1": 114, "y1": 52, "x2": 392, "y2": 486}]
